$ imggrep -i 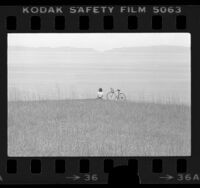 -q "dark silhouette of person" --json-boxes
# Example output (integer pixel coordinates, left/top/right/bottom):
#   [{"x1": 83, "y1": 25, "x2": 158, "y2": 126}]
[{"x1": 97, "y1": 88, "x2": 103, "y2": 99}]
